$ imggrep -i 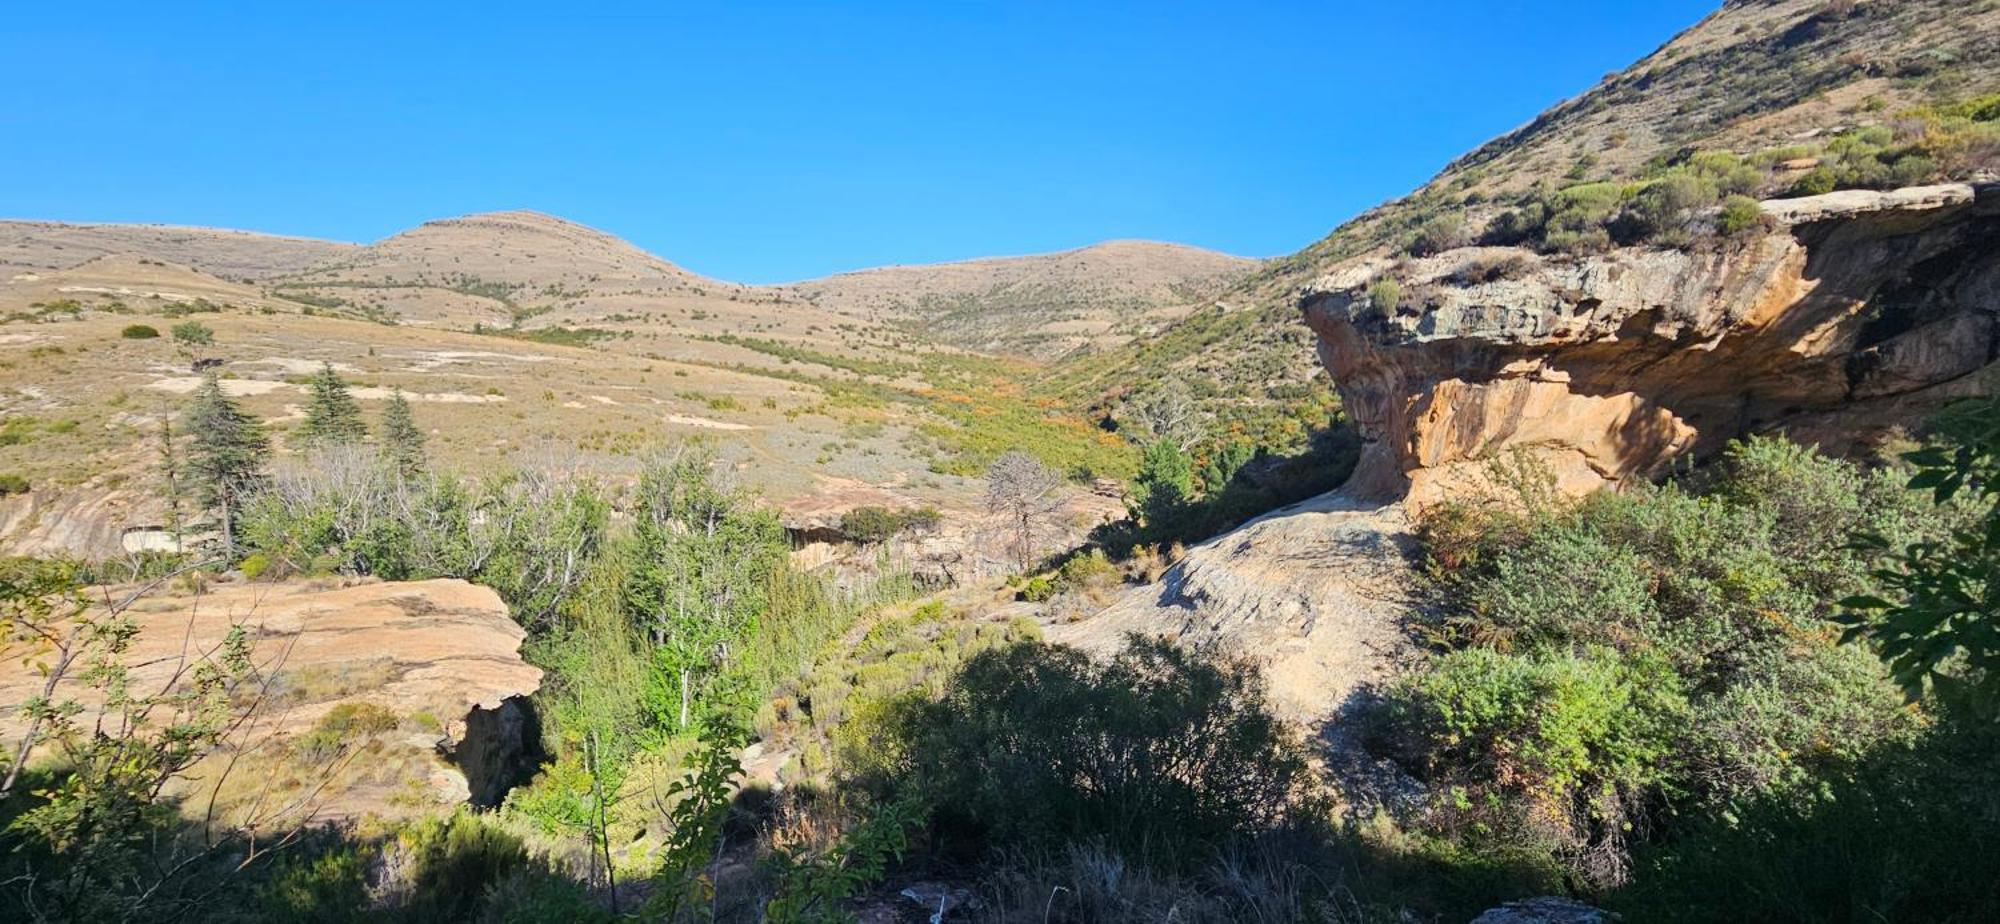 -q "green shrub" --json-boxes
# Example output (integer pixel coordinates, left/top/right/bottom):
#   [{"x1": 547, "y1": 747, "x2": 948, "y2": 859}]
[
  {"x1": 838, "y1": 505, "x2": 940, "y2": 543},
  {"x1": 870, "y1": 637, "x2": 1318, "y2": 867},
  {"x1": 258, "y1": 844, "x2": 370, "y2": 923},
  {"x1": 120, "y1": 324, "x2": 160, "y2": 340},
  {"x1": 1385, "y1": 647, "x2": 1688, "y2": 886},
  {"x1": 1719, "y1": 194, "x2": 1767, "y2": 235},
  {"x1": 1365, "y1": 278, "x2": 1402, "y2": 317},
  {"x1": 170, "y1": 320, "x2": 214, "y2": 346},
  {"x1": 0, "y1": 473, "x2": 26, "y2": 496},
  {"x1": 1386, "y1": 438, "x2": 1943, "y2": 886},
  {"x1": 238, "y1": 552, "x2": 271, "y2": 580},
  {"x1": 1618, "y1": 718, "x2": 2000, "y2": 922},
  {"x1": 1408, "y1": 212, "x2": 1469, "y2": 256},
  {"x1": 295, "y1": 701, "x2": 399, "y2": 763}
]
